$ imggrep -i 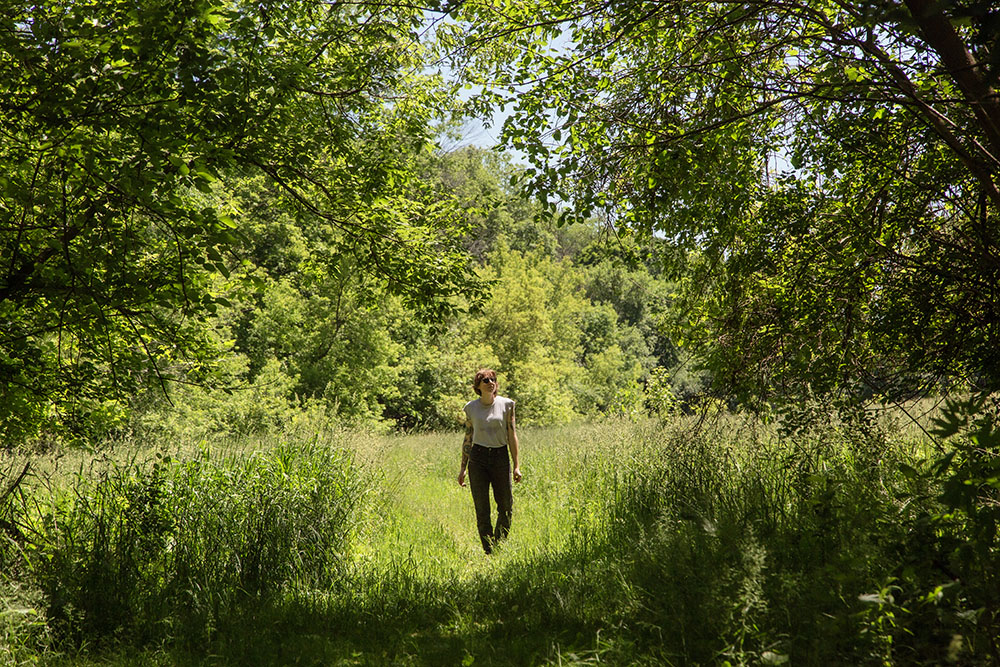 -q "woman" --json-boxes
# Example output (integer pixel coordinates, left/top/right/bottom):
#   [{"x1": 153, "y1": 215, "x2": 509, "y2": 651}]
[{"x1": 457, "y1": 368, "x2": 522, "y2": 554}]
